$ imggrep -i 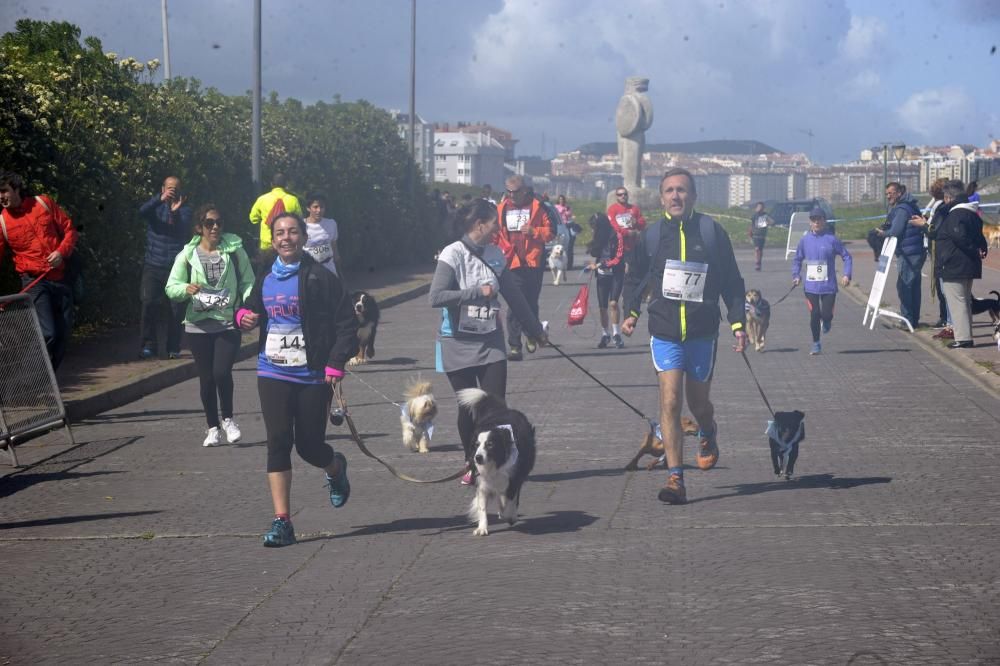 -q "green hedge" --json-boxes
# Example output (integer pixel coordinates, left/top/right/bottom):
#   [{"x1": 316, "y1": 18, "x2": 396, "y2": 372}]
[{"x1": 0, "y1": 20, "x2": 442, "y2": 326}]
